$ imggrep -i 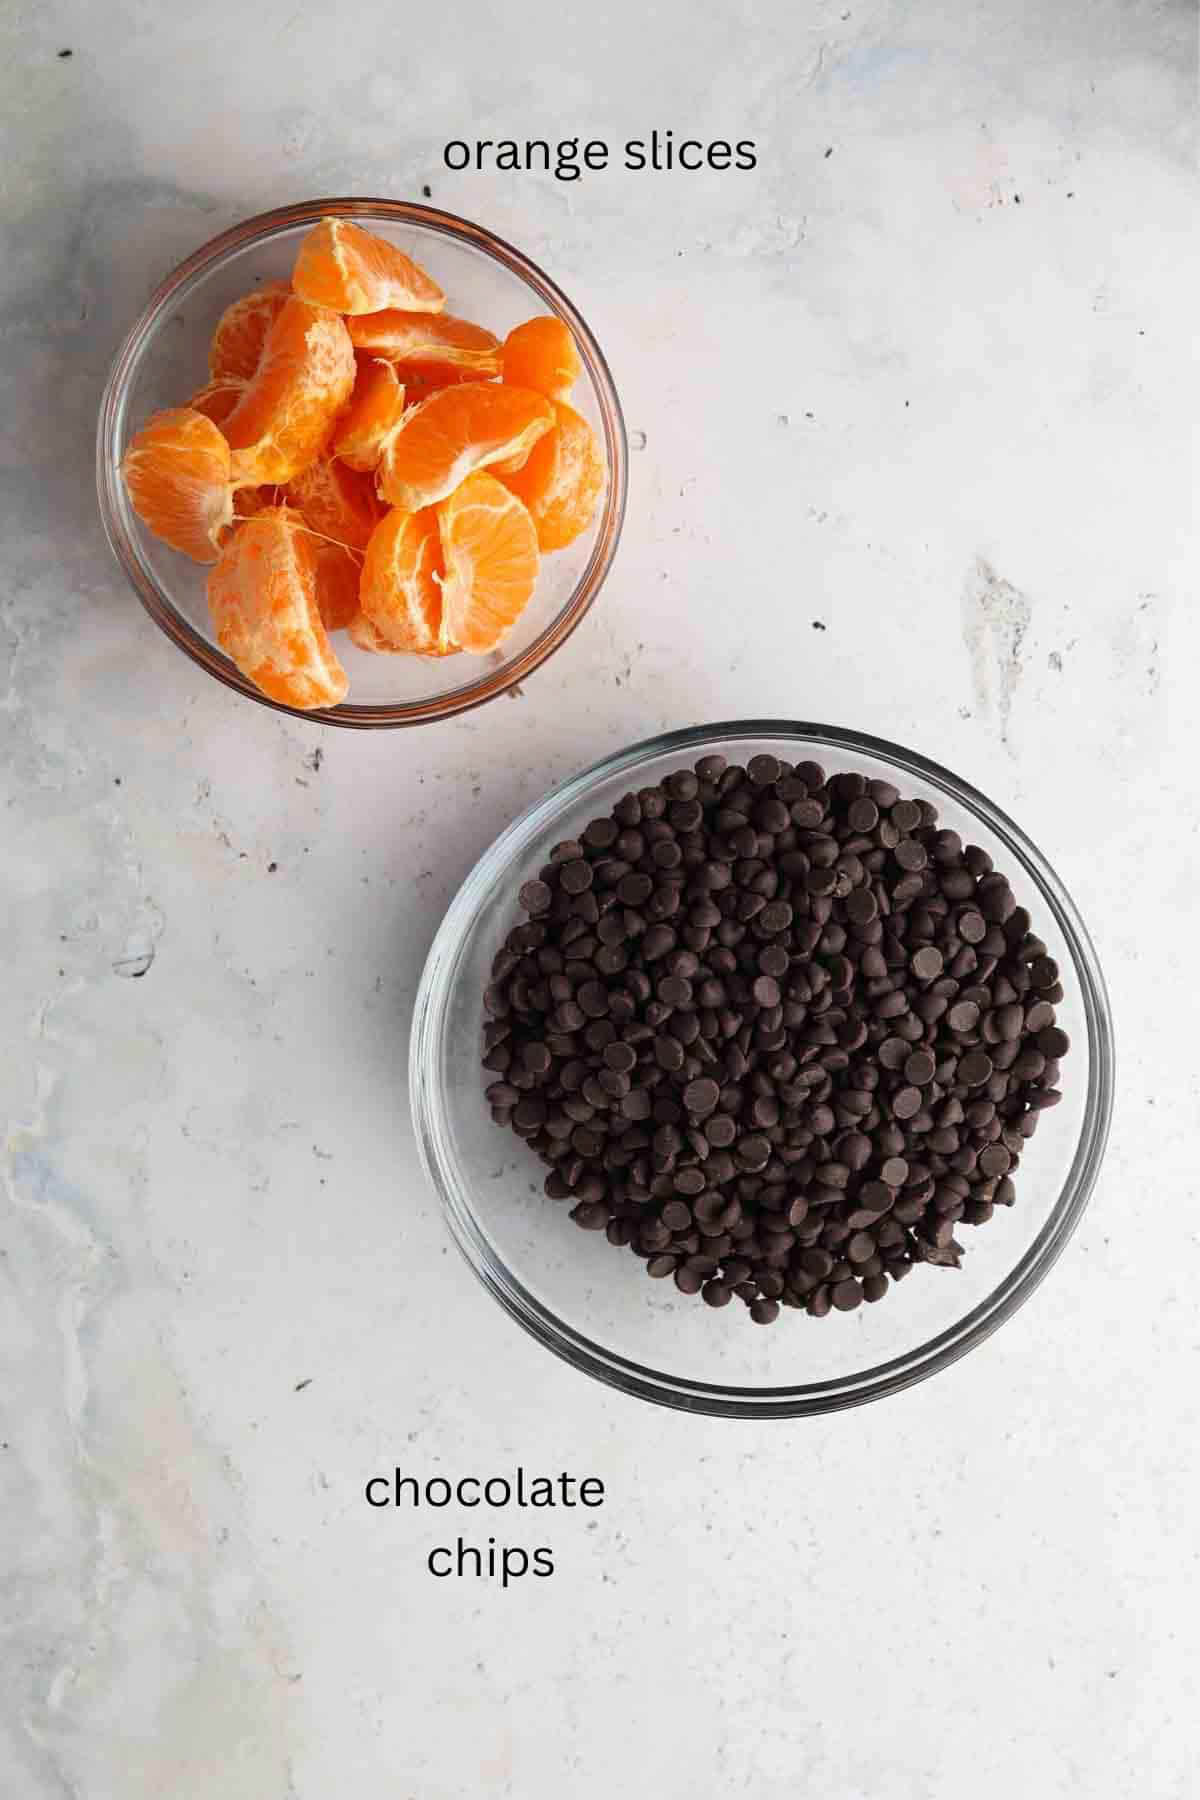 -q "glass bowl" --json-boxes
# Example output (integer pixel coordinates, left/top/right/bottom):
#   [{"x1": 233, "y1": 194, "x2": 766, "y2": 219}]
[
  {"x1": 411, "y1": 721, "x2": 1114, "y2": 1417},
  {"x1": 96, "y1": 198, "x2": 627, "y2": 727}
]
